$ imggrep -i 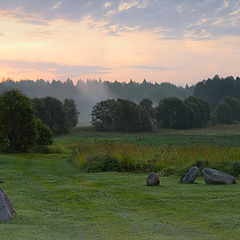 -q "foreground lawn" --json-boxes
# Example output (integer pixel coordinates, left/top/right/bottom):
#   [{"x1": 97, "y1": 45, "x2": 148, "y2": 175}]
[{"x1": 0, "y1": 153, "x2": 240, "y2": 240}]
